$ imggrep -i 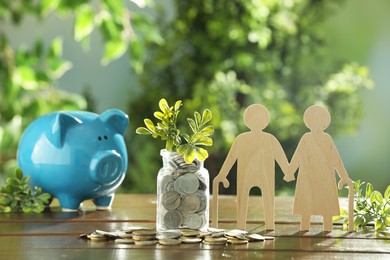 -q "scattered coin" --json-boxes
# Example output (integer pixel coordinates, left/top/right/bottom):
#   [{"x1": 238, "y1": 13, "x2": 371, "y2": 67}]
[
  {"x1": 87, "y1": 232, "x2": 109, "y2": 241},
  {"x1": 203, "y1": 236, "x2": 228, "y2": 245},
  {"x1": 115, "y1": 238, "x2": 135, "y2": 244},
  {"x1": 134, "y1": 240, "x2": 159, "y2": 246},
  {"x1": 227, "y1": 238, "x2": 249, "y2": 245},
  {"x1": 180, "y1": 237, "x2": 202, "y2": 244},
  {"x1": 81, "y1": 227, "x2": 275, "y2": 247},
  {"x1": 180, "y1": 229, "x2": 200, "y2": 237},
  {"x1": 132, "y1": 229, "x2": 157, "y2": 237},
  {"x1": 159, "y1": 238, "x2": 181, "y2": 246},
  {"x1": 245, "y1": 233, "x2": 265, "y2": 241},
  {"x1": 156, "y1": 231, "x2": 181, "y2": 240}
]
